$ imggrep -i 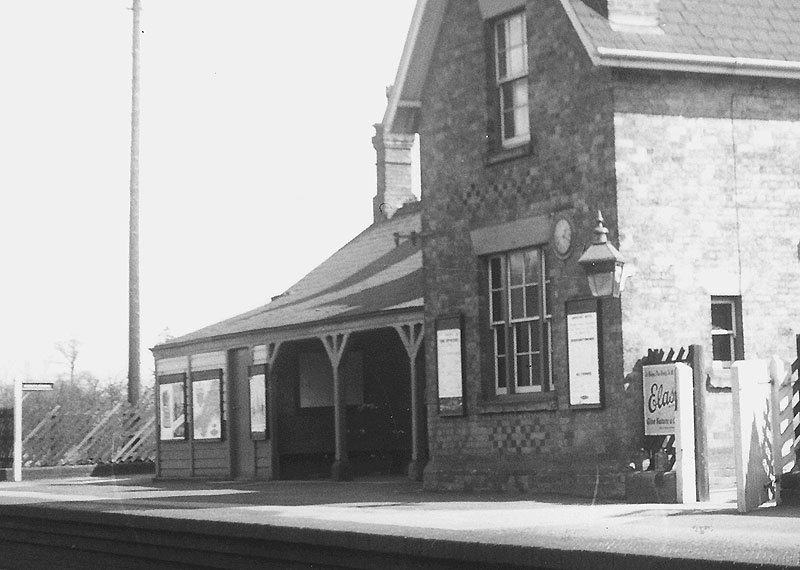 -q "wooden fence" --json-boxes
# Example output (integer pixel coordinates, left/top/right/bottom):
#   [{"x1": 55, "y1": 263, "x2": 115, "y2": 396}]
[{"x1": 0, "y1": 388, "x2": 155, "y2": 468}]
